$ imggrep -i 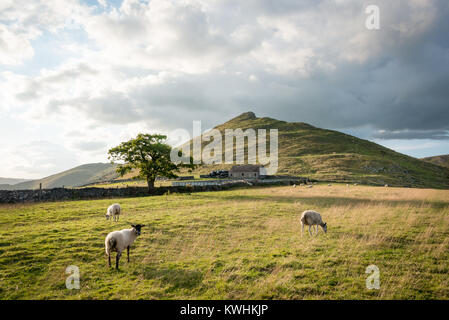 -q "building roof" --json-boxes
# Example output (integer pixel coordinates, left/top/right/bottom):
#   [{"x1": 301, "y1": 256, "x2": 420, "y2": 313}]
[{"x1": 230, "y1": 165, "x2": 261, "y2": 173}]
